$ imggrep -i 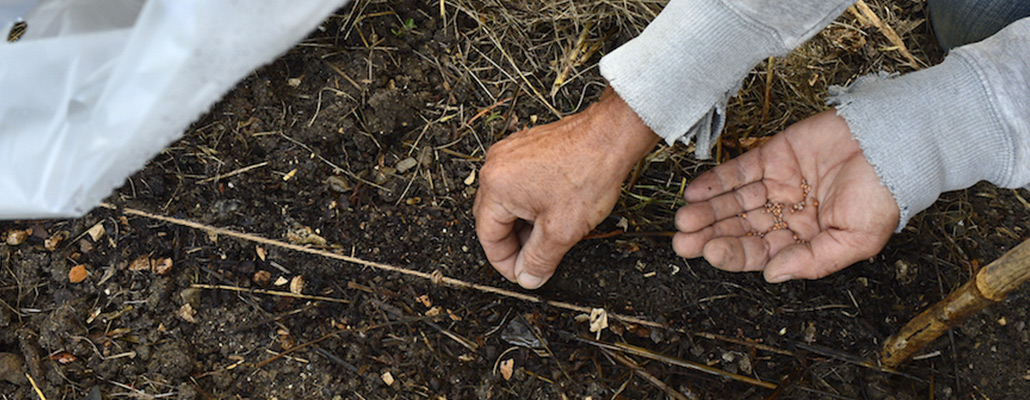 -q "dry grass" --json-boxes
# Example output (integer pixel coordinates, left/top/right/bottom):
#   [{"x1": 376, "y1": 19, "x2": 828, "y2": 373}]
[{"x1": 433, "y1": 0, "x2": 944, "y2": 232}]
